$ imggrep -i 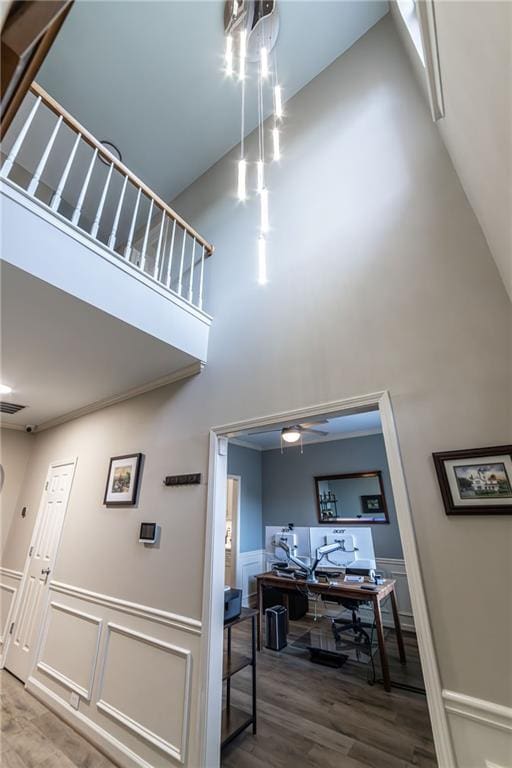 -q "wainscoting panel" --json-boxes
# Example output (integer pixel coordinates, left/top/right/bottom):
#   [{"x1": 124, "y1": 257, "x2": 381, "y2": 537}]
[
  {"x1": 443, "y1": 689, "x2": 512, "y2": 768},
  {"x1": 237, "y1": 549, "x2": 265, "y2": 606},
  {"x1": 36, "y1": 601, "x2": 102, "y2": 700},
  {"x1": 0, "y1": 567, "x2": 23, "y2": 666},
  {"x1": 27, "y1": 580, "x2": 200, "y2": 768},
  {"x1": 96, "y1": 623, "x2": 192, "y2": 764}
]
